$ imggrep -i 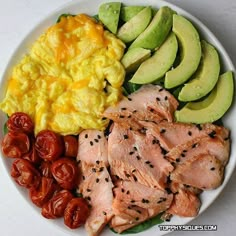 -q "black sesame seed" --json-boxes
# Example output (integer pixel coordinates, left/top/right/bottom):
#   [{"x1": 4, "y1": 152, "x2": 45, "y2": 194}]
[
  {"x1": 133, "y1": 175, "x2": 138, "y2": 182},
  {"x1": 92, "y1": 168, "x2": 96, "y2": 172},
  {"x1": 165, "y1": 187, "x2": 172, "y2": 194},
  {"x1": 133, "y1": 146, "x2": 137, "y2": 151},
  {"x1": 121, "y1": 188, "x2": 125, "y2": 193},
  {"x1": 161, "y1": 147, "x2": 168, "y2": 155},
  {"x1": 156, "y1": 97, "x2": 161, "y2": 101},
  {"x1": 82, "y1": 176, "x2": 85, "y2": 180},
  {"x1": 150, "y1": 108, "x2": 155, "y2": 113},
  {"x1": 149, "y1": 164, "x2": 154, "y2": 168},
  {"x1": 94, "y1": 138, "x2": 99, "y2": 143},
  {"x1": 127, "y1": 115, "x2": 132, "y2": 118},
  {"x1": 208, "y1": 130, "x2": 216, "y2": 138},
  {"x1": 128, "y1": 97, "x2": 132, "y2": 101},
  {"x1": 105, "y1": 177, "x2": 109, "y2": 182},
  {"x1": 181, "y1": 153, "x2": 185, "y2": 158},
  {"x1": 99, "y1": 167, "x2": 104, "y2": 172},
  {"x1": 86, "y1": 196, "x2": 91, "y2": 201},
  {"x1": 159, "y1": 88, "x2": 164, "y2": 92},
  {"x1": 87, "y1": 189, "x2": 91, "y2": 192},
  {"x1": 210, "y1": 167, "x2": 216, "y2": 171},
  {"x1": 224, "y1": 136, "x2": 230, "y2": 141},
  {"x1": 121, "y1": 107, "x2": 127, "y2": 110},
  {"x1": 145, "y1": 199, "x2": 149, "y2": 203},
  {"x1": 133, "y1": 110, "x2": 137, "y2": 113},
  {"x1": 124, "y1": 134, "x2": 129, "y2": 139},
  {"x1": 102, "y1": 117, "x2": 107, "y2": 120},
  {"x1": 136, "y1": 156, "x2": 141, "y2": 160},
  {"x1": 126, "y1": 190, "x2": 130, "y2": 195},
  {"x1": 129, "y1": 151, "x2": 134, "y2": 155},
  {"x1": 103, "y1": 211, "x2": 107, "y2": 215},
  {"x1": 145, "y1": 161, "x2": 151, "y2": 164},
  {"x1": 96, "y1": 160, "x2": 100, "y2": 164},
  {"x1": 188, "y1": 131, "x2": 192, "y2": 136},
  {"x1": 136, "y1": 210, "x2": 142, "y2": 214},
  {"x1": 132, "y1": 169, "x2": 136, "y2": 173},
  {"x1": 135, "y1": 217, "x2": 139, "y2": 221},
  {"x1": 119, "y1": 115, "x2": 125, "y2": 118},
  {"x1": 196, "y1": 124, "x2": 202, "y2": 130},
  {"x1": 176, "y1": 158, "x2": 180, "y2": 162},
  {"x1": 160, "y1": 197, "x2": 167, "y2": 202},
  {"x1": 157, "y1": 200, "x2": 162, "y2": 204},
  {"x1": 90, "y1": 141, "x2": 93, "y2": 146},
  {"x1": 131, "y1": 200, "x2": 135, "y2": 203},
  {"x1": 85, "y1": 134, "x2": 88, "y2": 138},
  {"x1": 152, "y1": 139, "x2": 157, "y2": 144},
  {"x1": 183, "y1": 150, "x2": 187, "y2": 153},
  {"x1": 192, "y1": 143, "x2": 198, "y2": 148},
  {"x1": 142, "y1": 199, "x2": 146, "y2": 203},
  {"x1": 125, "y1": 173, "x2": 131, "y2": 178},
  {"x1": 97, "y1": 135, "x2": 101, "y2": 139},
  {"x1": 164, "y1": 96, "x2": 168, "y2": 101},
  {"x1": 160, "y1": 129, "x2": 166, "y2": 134},
  {"x1": 165, "y1": 218, "x2": 171, "y2": 222},
  {"x1": 96, "y1": 178, "x2": 99, "y2": 183}
]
